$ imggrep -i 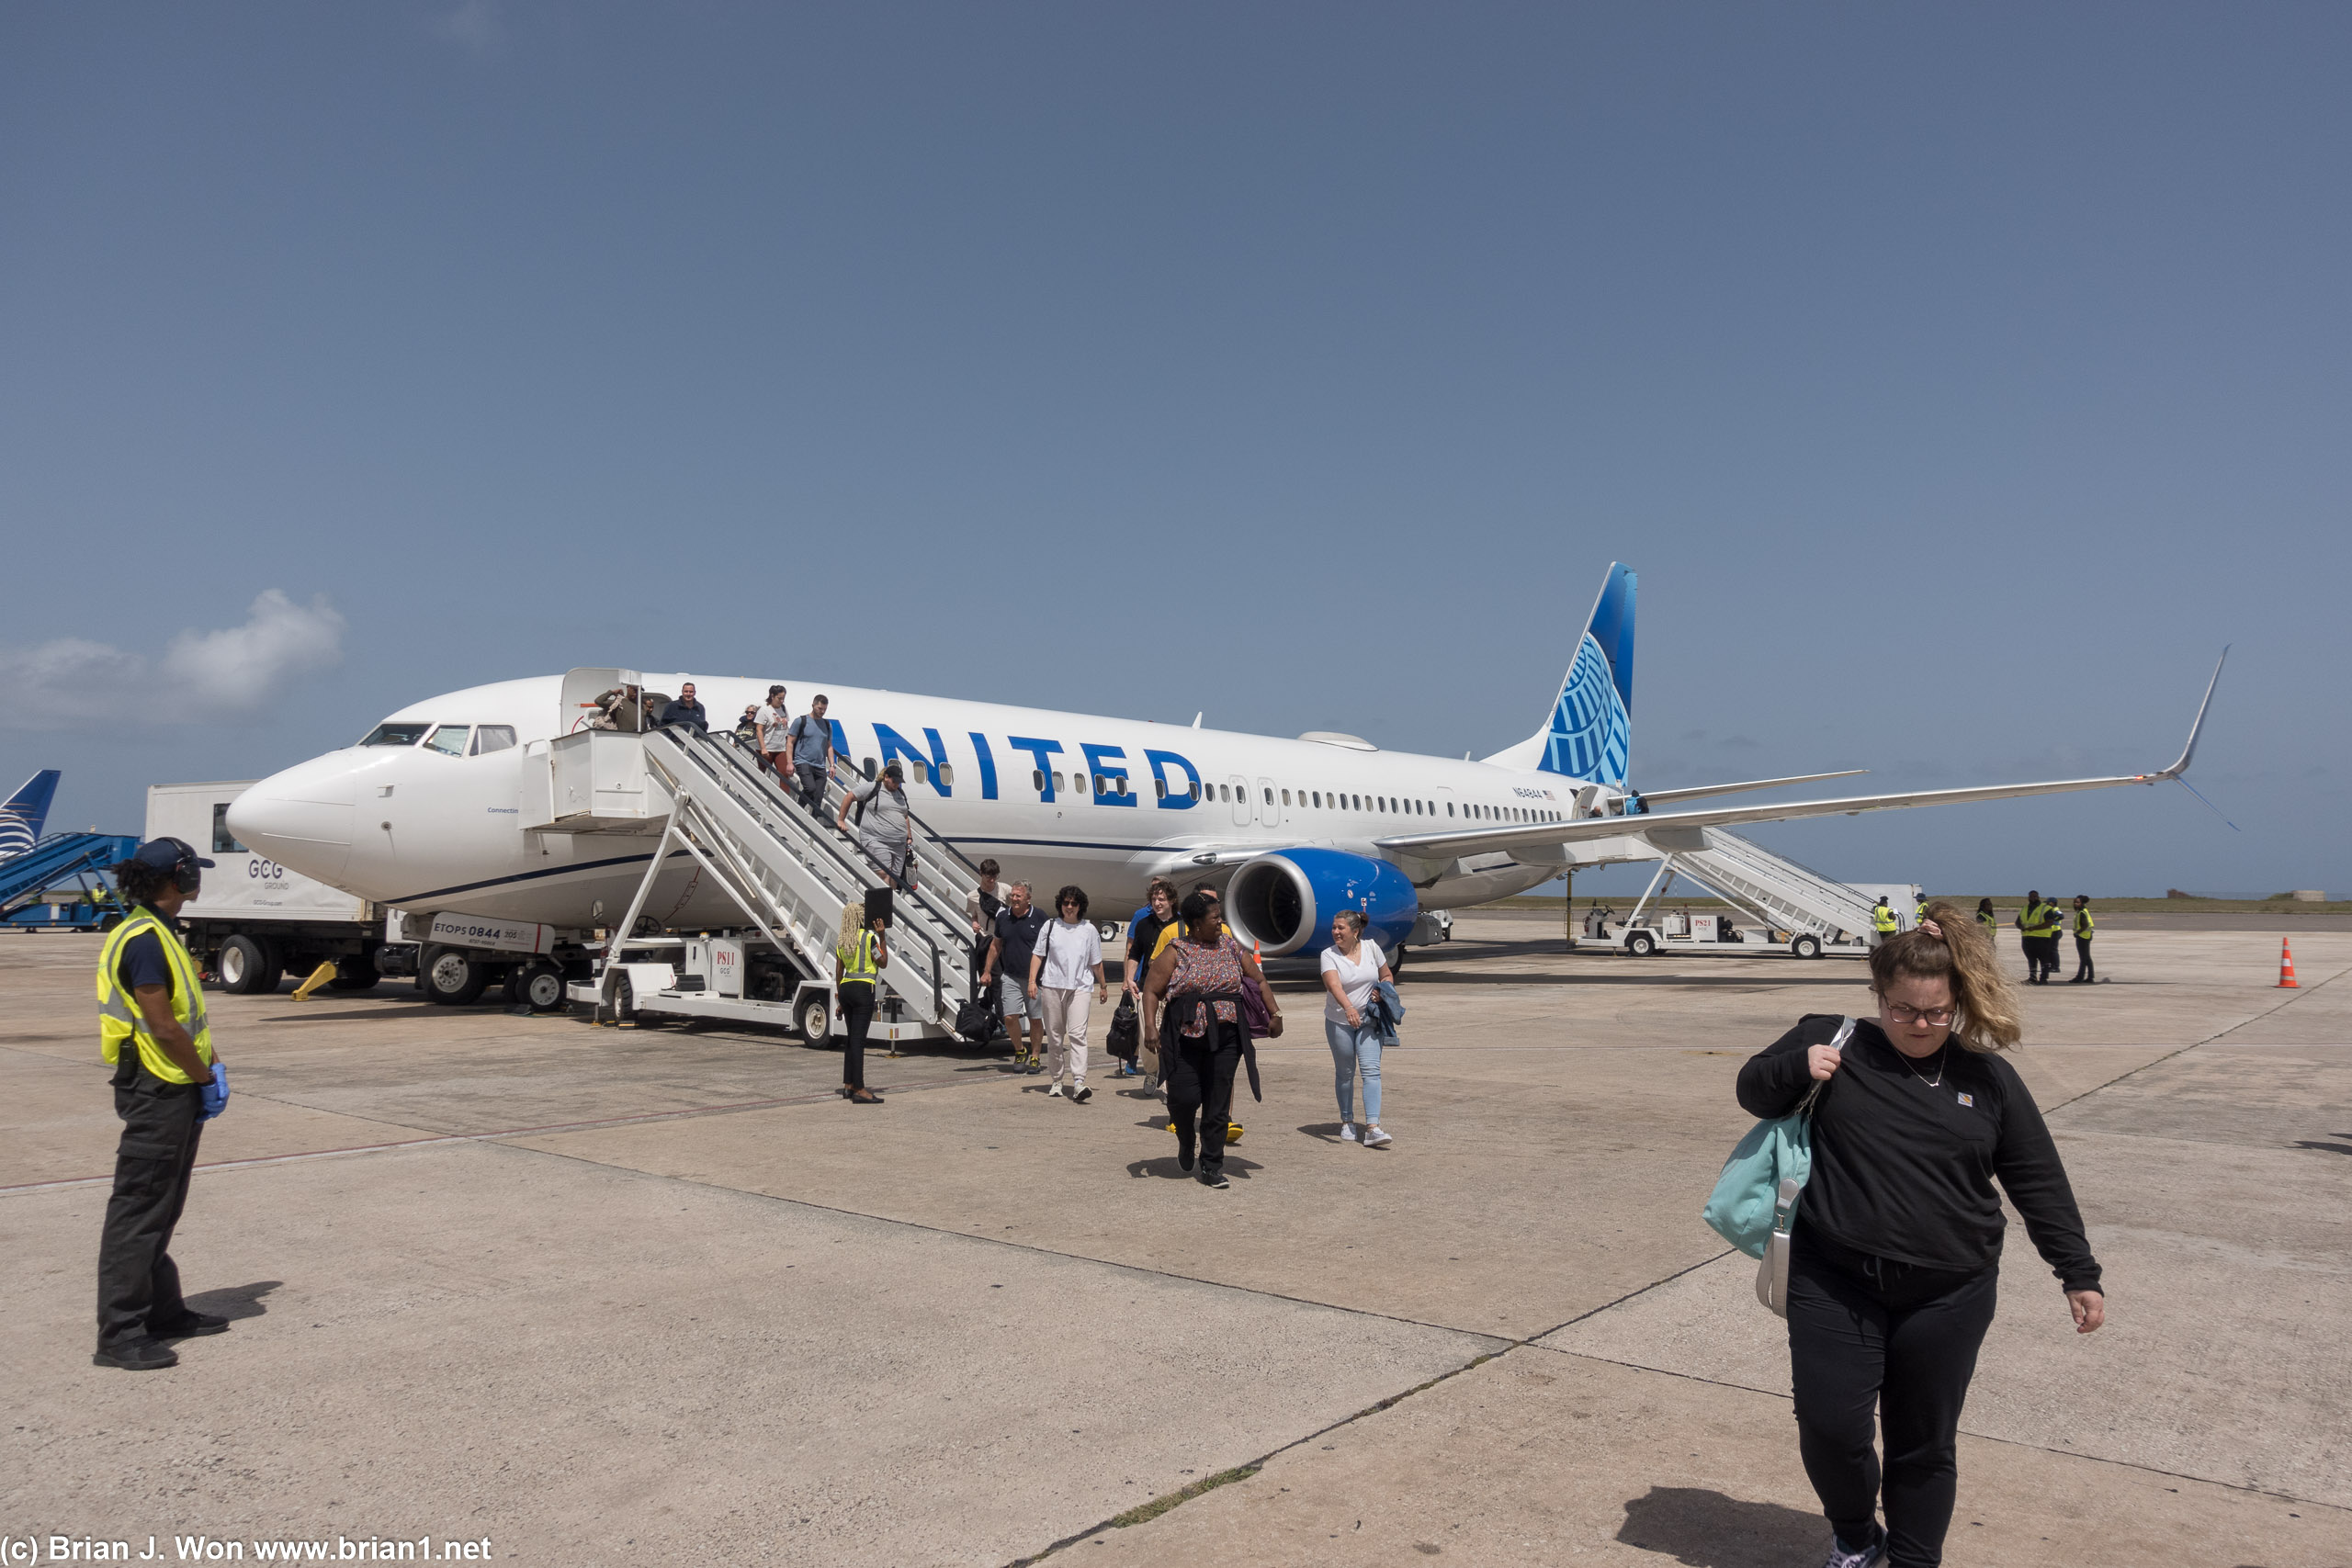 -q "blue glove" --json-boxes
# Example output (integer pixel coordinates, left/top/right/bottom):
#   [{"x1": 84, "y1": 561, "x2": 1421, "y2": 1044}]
[{"x1": 198, "y1": 1061, "x2": 229, "y2": 1122}]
